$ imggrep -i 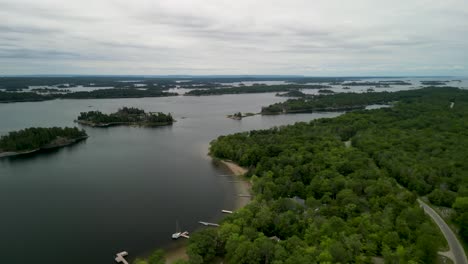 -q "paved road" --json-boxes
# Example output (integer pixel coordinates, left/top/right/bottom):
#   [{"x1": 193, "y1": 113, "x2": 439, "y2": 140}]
[{"x1": 418, "y1": 199, "x2": 468, "y2": 264}]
